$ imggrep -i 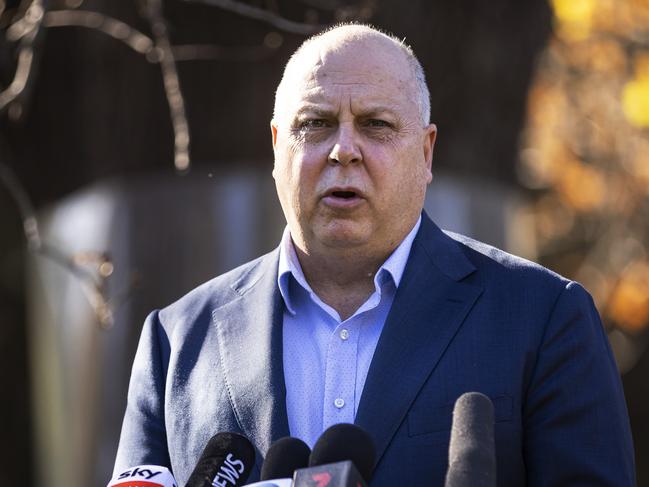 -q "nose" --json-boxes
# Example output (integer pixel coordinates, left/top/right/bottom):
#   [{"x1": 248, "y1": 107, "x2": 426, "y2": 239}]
[{"x1": 328, "y1": 124, "x2": 362, "y2": 166}]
